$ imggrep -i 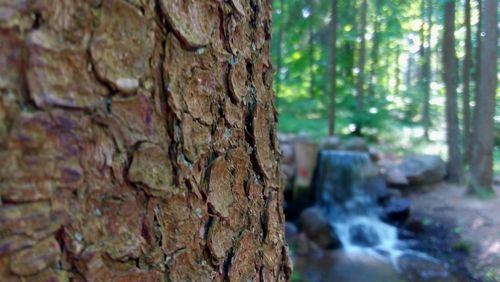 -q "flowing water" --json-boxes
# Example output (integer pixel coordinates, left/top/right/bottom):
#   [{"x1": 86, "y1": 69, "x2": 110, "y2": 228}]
[{"x1": 299, "y1": 150, "x2": 456, "y2": 282}]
